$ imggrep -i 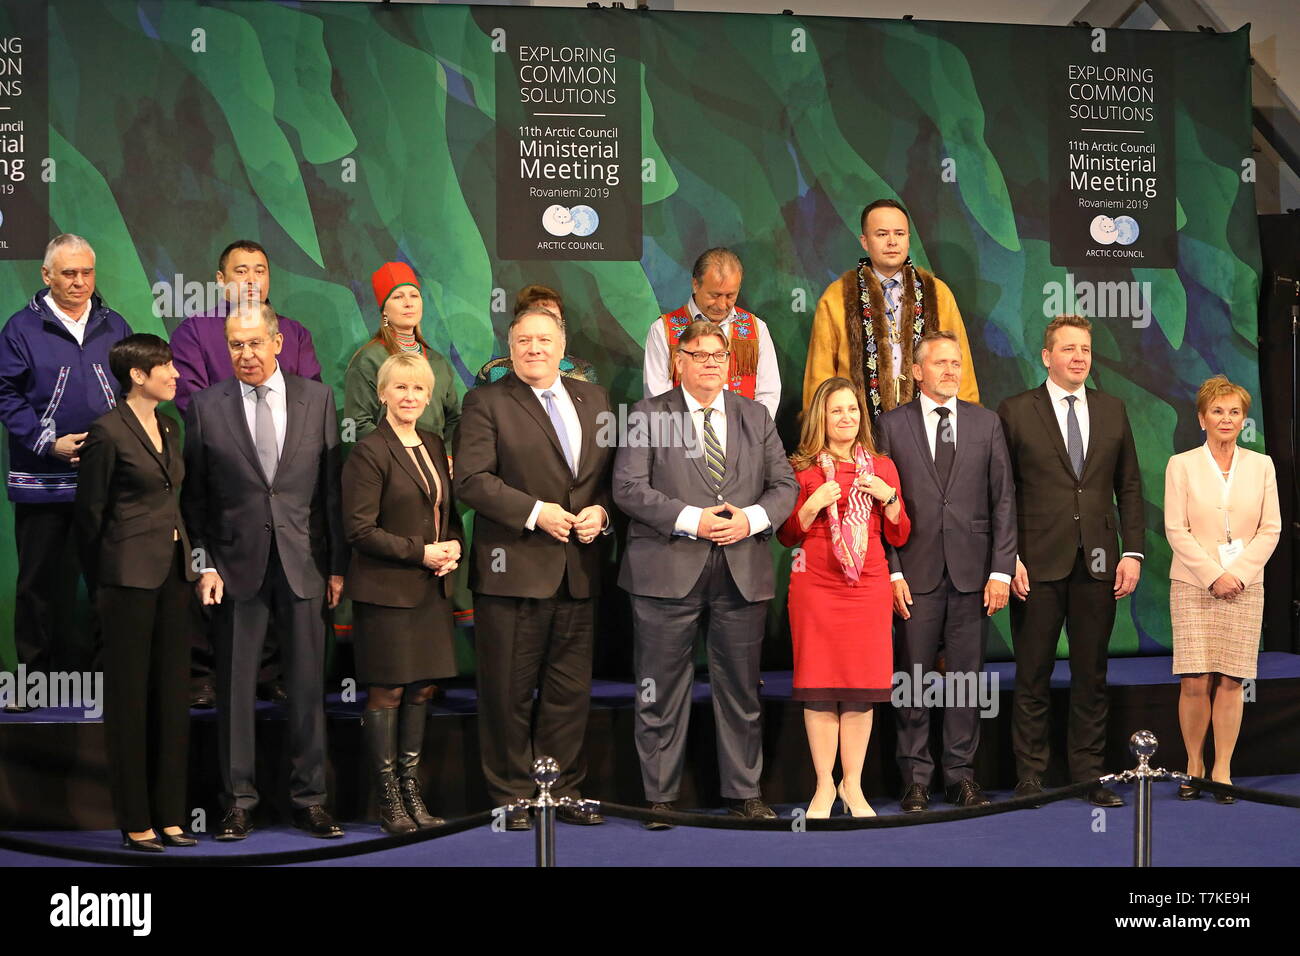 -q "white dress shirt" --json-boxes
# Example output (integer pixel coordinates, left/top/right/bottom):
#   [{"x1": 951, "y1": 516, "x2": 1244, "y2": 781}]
[
  {"x1": 44, "y1": 293, "x2": 89, "y2": 345},
  {"x1": 874, "y1": 267, "x2": 906, "y2": 377},
  {"x1": 524, "y1": 375, "x2": 604, "y2": 532},
  {"x1": 239, "y1": 363, "x2": 288, "y2": 457},
  {"x1": 642, "y1": 299, "x2": 781, "y2": 419},
  {"x1": 672, "y1": 389, "x2": 771, "y2": 539}
]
